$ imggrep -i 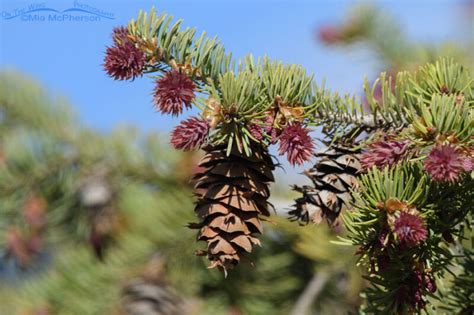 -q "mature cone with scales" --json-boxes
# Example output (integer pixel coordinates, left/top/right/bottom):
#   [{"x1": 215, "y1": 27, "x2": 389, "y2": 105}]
[
  {"x1": 120, "y1": 279, "x2": 185, "y2": 315},
  {"x1": 191, "y1": 144, "x2": 275, "y2": 271},
  {"x1": 290, "y1": 143, "x2": 361, "y2": 227},
  {"x1": 119, "y1": 254, "x2": 186, "y2": 315}
]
